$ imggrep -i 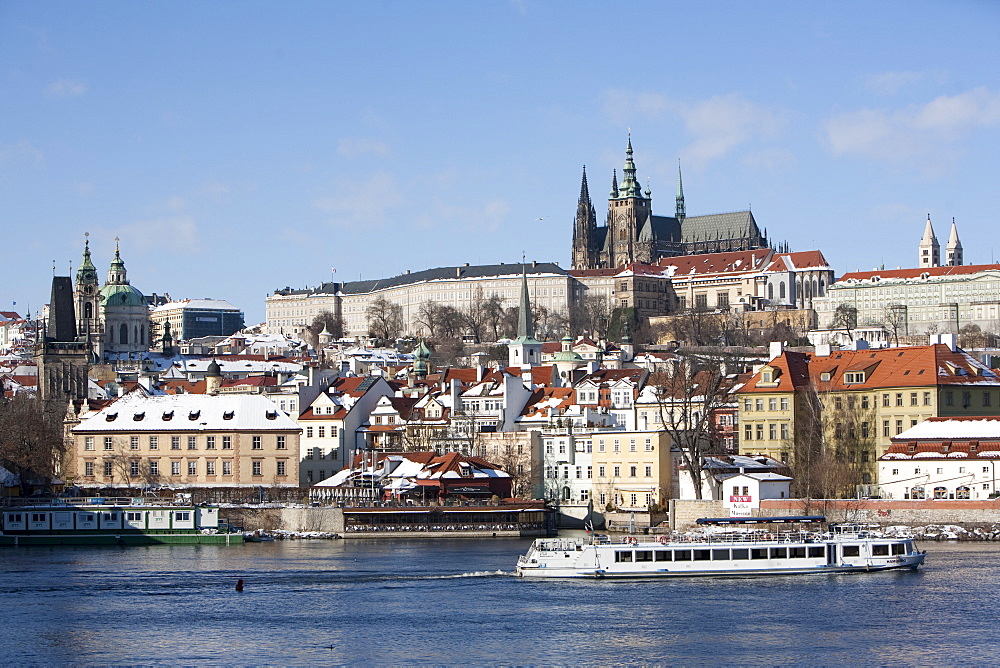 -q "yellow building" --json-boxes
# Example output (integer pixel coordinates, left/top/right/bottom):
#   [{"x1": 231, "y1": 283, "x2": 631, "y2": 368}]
[
  {"x1": 590, "y1": 430, "x2": 672, "y2": 511},
  {"x1": 69, "y1": 393, "x2": 301, "y2": 489}
]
